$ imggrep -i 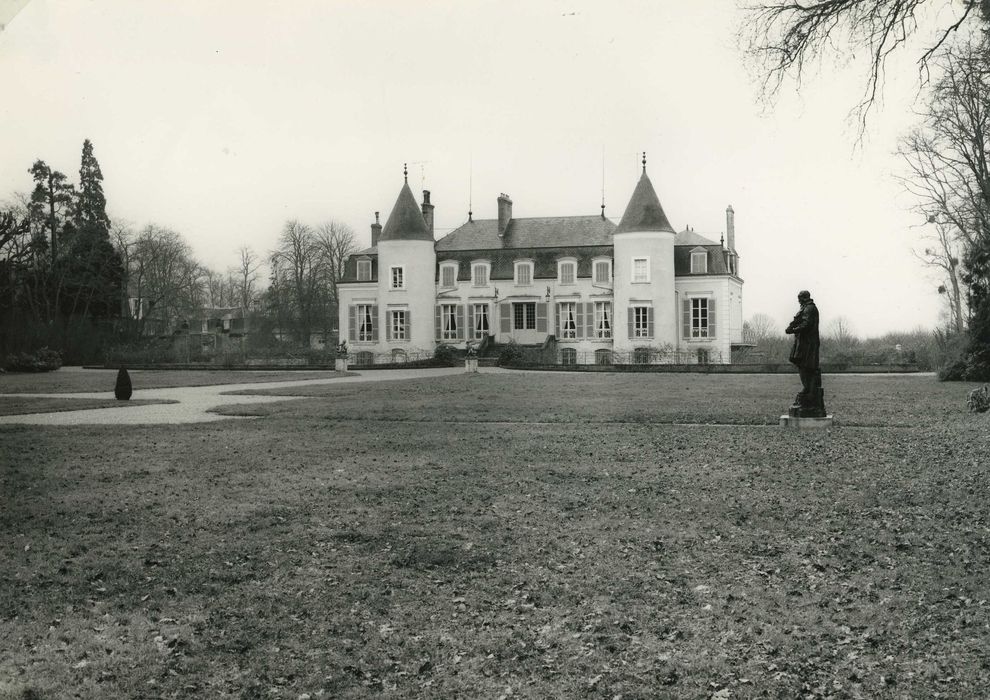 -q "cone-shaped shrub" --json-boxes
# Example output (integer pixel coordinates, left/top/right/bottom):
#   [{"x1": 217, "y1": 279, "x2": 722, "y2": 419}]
[{"x1": 115, "y1": 368, "x2": 132, "y2": 400}]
